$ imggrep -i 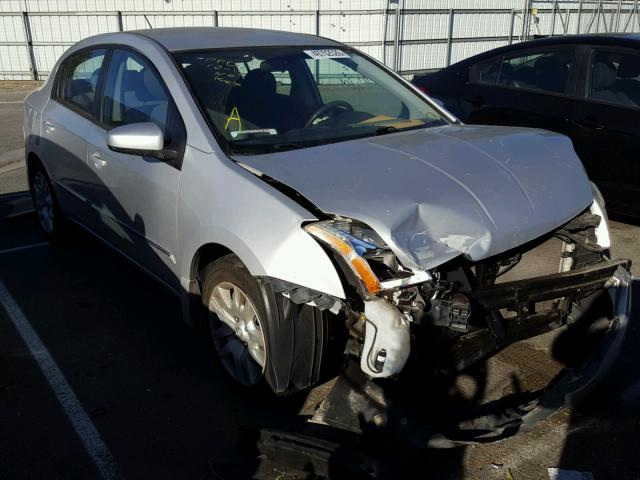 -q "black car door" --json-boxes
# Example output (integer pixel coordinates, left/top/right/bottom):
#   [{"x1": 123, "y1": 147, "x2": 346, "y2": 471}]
[
  {"x1": 460, "y1": 46, "x2": 578, "y2": 138},
  {"x1": 568, "y1": 46, "x2": 640, "y2": 217}
]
